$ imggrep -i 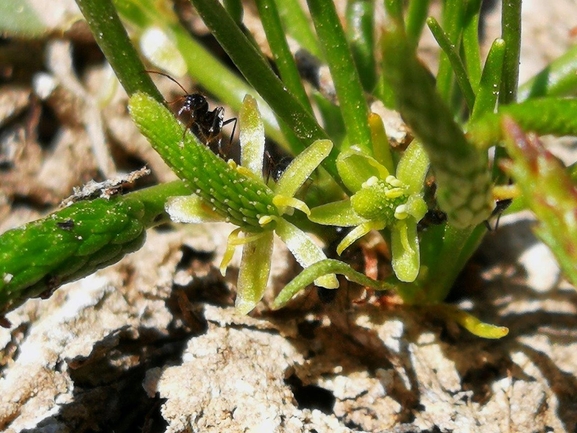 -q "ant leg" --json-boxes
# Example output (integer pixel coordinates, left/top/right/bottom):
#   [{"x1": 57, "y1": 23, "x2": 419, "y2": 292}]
[
  {"x1": 264, "y1": 150, "x2": 274, "y2": 183},
  {"x1": 216, "y1": 116, "x2": 237, "y2": 158},
  {"x1": 223, "y1": 116, "x2": 237, "y2": 141}
]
